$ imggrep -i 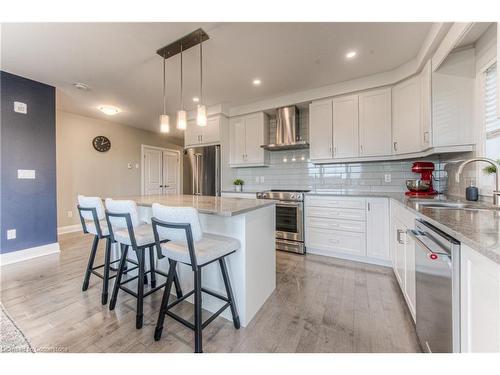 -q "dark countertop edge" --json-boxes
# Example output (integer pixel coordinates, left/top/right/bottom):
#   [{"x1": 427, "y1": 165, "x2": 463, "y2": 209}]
[
  {"x1": 135, "y1": 199, "x2": 275, "y2": 217},
  {"x1": 305, "y1": 191, "x2": 500, "y2": 265}
]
